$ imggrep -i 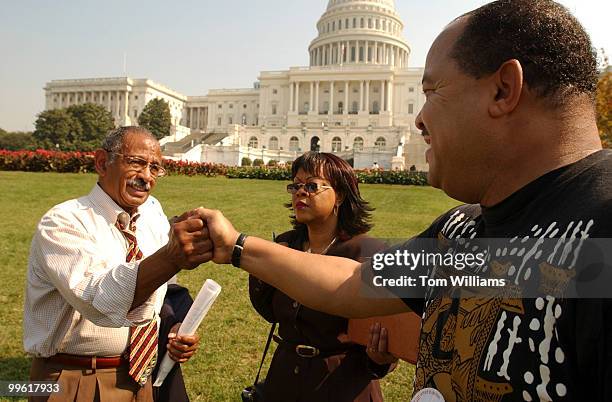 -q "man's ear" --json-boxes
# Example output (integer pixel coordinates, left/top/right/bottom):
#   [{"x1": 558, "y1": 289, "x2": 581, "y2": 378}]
[
  {"x1": 94, "y1": 149, "x2": 109, "y2": 177},
  {"x1": 488, "y1": 59, "x2": 523, "y2": 118}
]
